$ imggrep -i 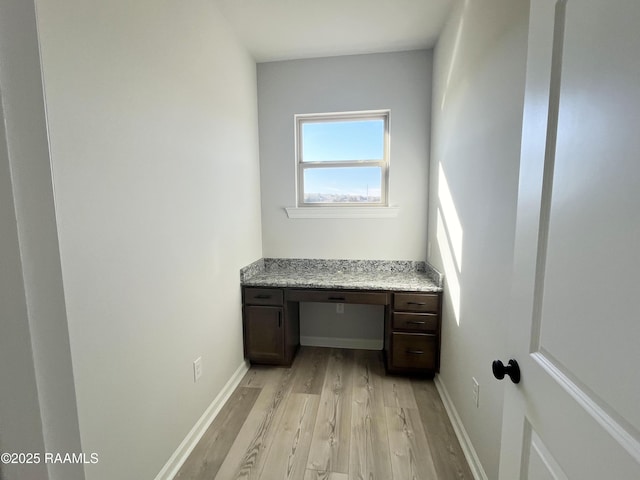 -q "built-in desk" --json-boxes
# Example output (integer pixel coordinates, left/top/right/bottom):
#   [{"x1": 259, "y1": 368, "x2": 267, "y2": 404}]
[{"x1": 240, "y1": 258, "x2": 443, "y2": 376}]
